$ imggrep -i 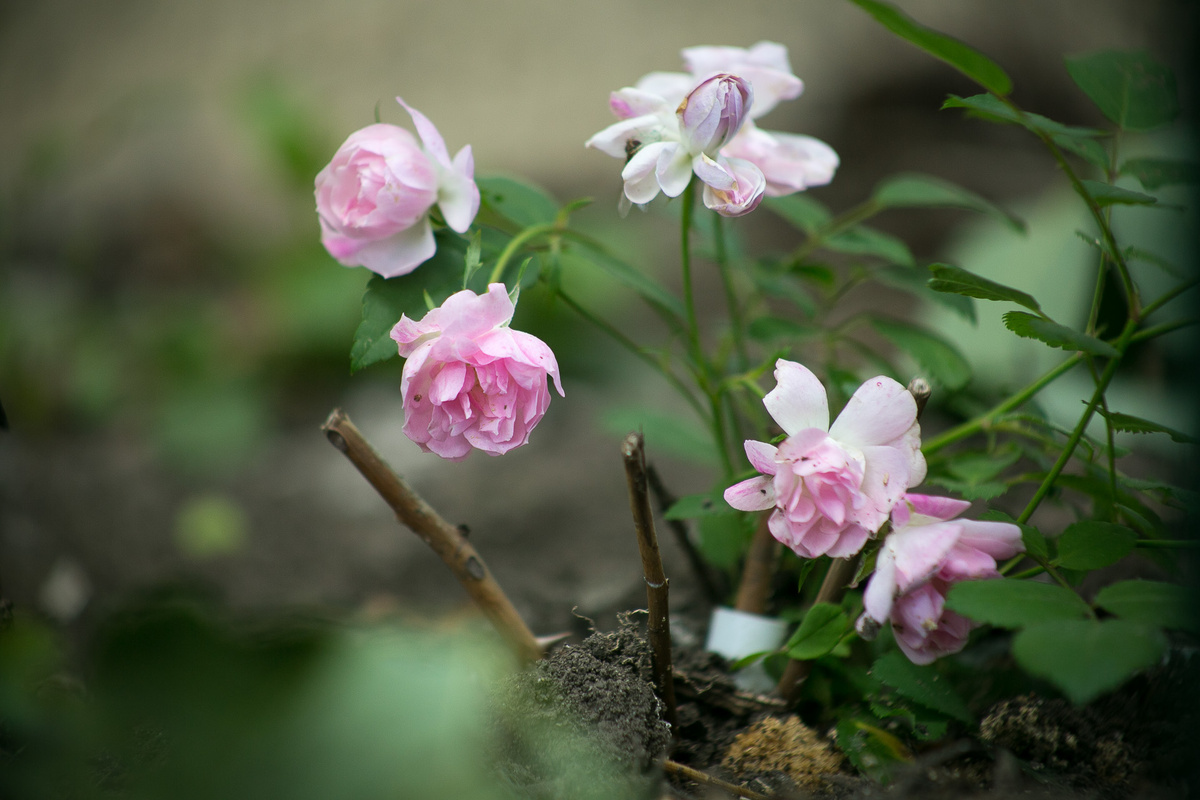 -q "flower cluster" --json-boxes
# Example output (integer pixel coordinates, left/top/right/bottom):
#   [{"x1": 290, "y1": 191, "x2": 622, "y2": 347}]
[
  {"x1": 725, "y1": 360, "x2": 1023, "y2": 664},
  {"x1": 587, "y1": 42, "x2": 839, "y2": 216},
  {"x1": 315, "y1": 98, "x2": 480, "y2": 278}
]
